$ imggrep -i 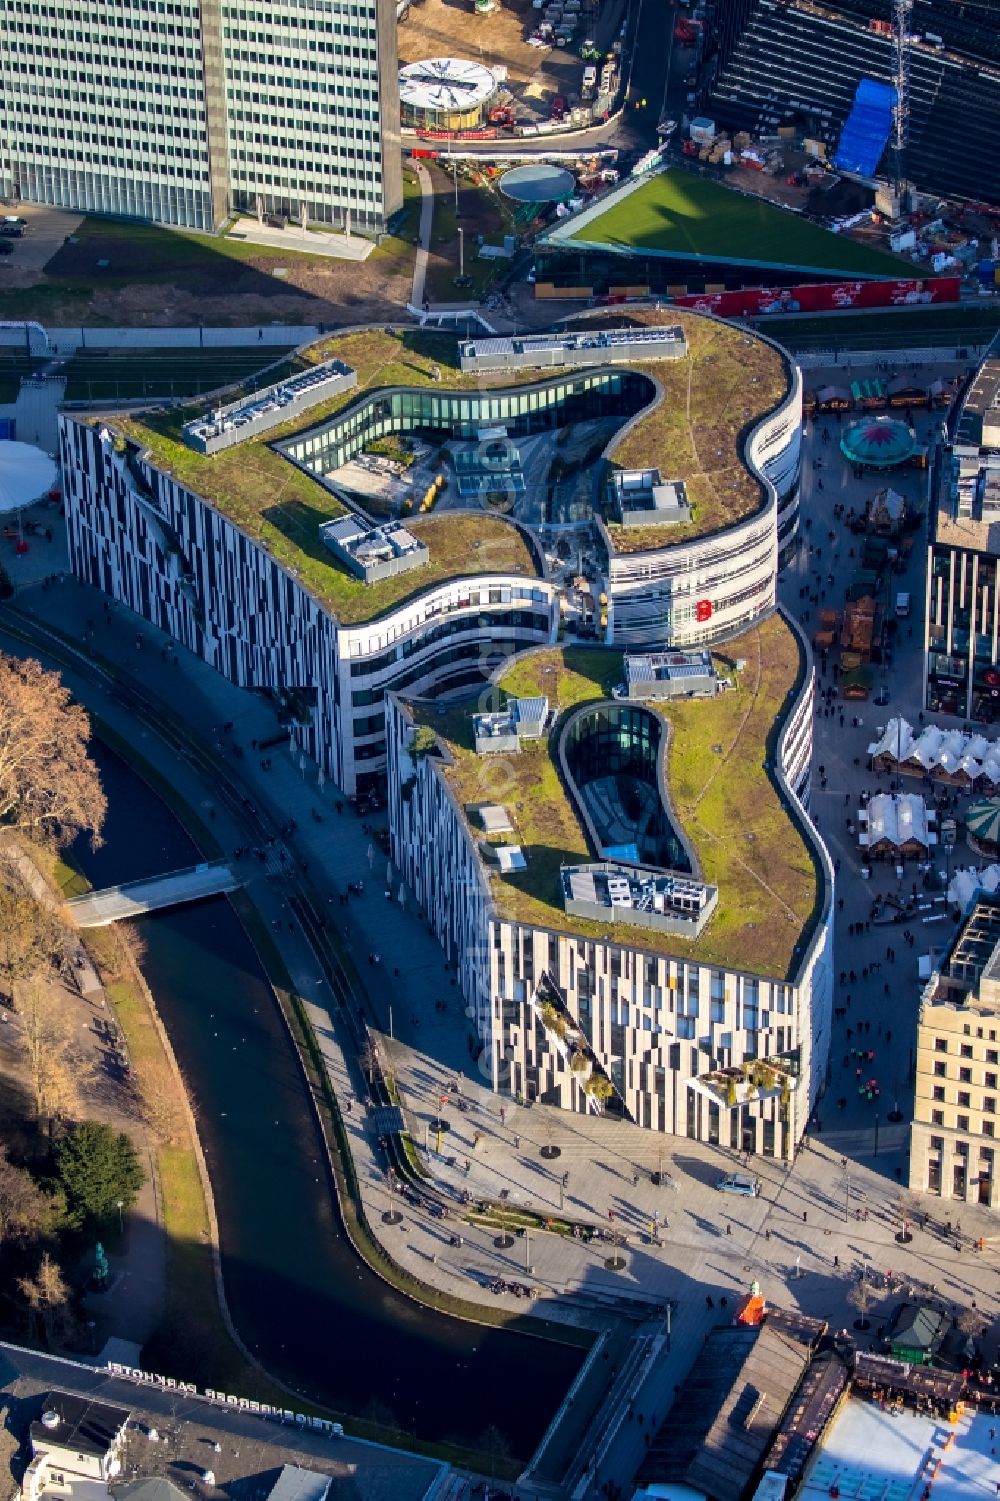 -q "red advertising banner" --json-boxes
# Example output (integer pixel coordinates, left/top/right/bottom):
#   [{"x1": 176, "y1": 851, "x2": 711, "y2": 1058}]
[{"x1": 670, "y1": 277, "x2": 962, "y2": 318}]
